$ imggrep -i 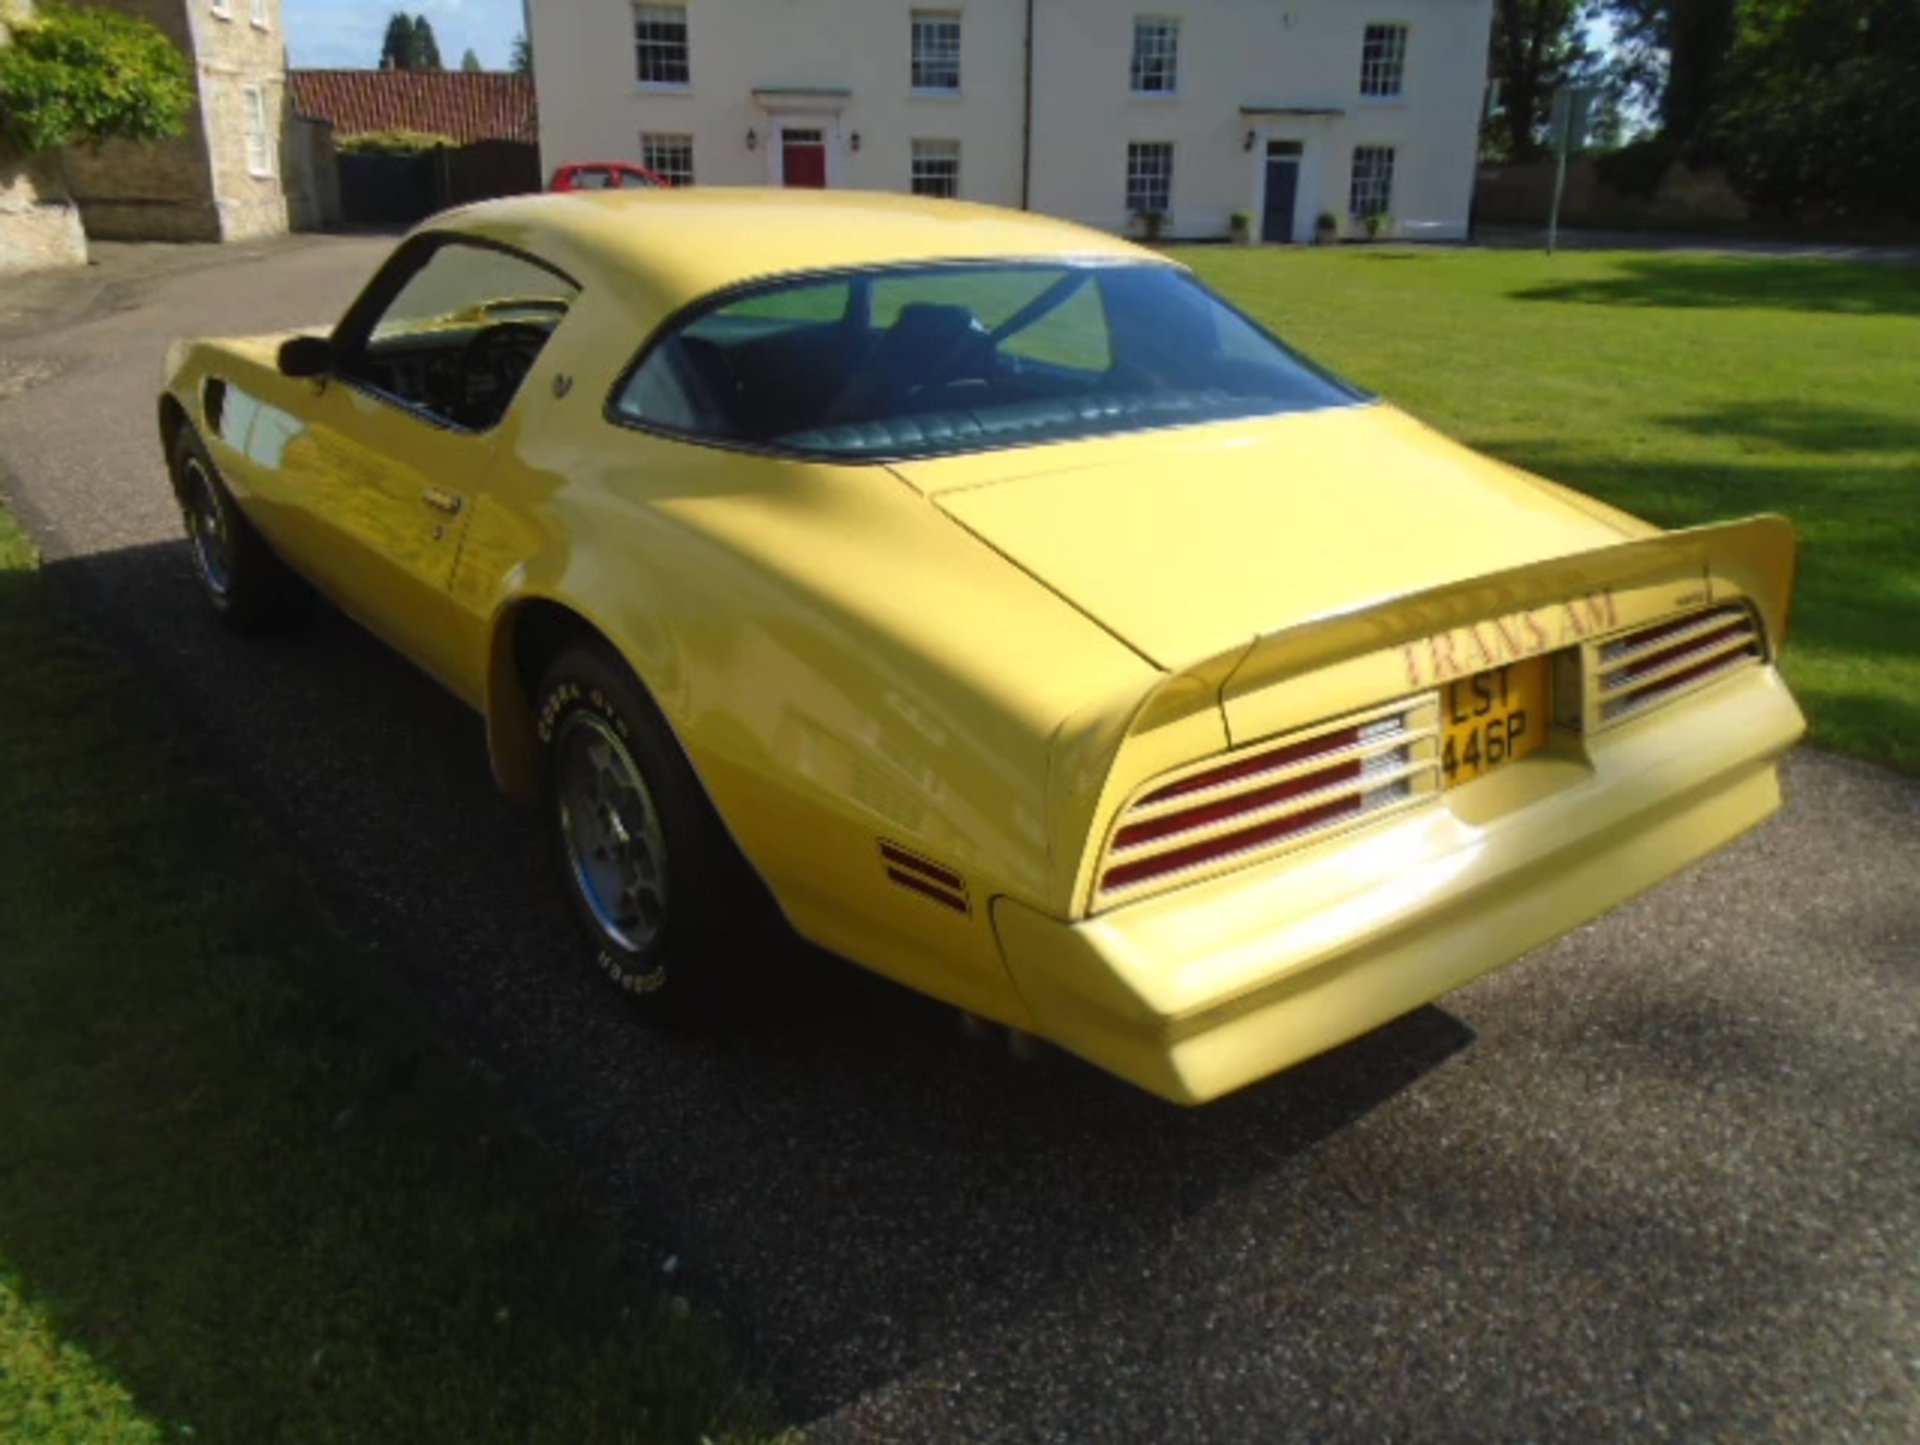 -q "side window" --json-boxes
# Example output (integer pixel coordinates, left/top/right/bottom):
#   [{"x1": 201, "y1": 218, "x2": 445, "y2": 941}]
[{"x1": 342, "y1": 241, "x2": 580, "y2": 432}]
